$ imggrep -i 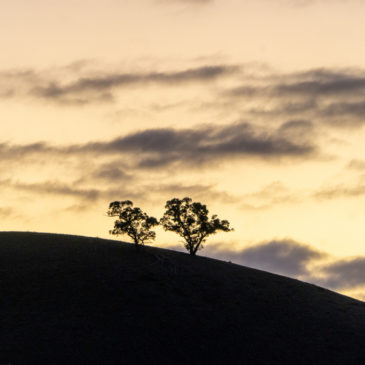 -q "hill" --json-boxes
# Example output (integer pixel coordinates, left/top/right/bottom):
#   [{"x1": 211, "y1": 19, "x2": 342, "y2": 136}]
[{"x1": 0, "y1": 232, "x2": 365, "y2": 364}]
